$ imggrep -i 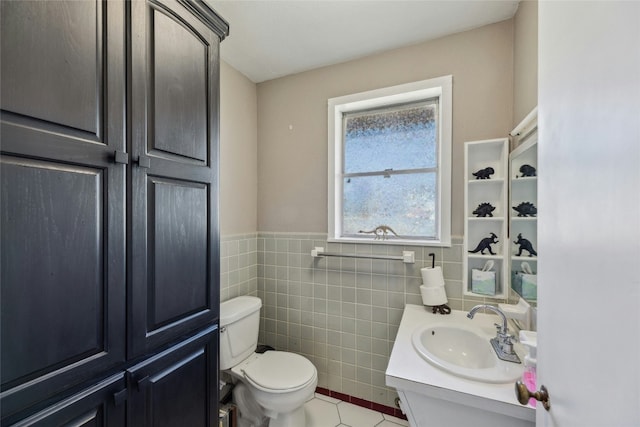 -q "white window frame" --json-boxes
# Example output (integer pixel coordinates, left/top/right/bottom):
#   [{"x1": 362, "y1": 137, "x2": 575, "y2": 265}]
[{"x1": 328, "y1": 76, "x2": 452, "y2": 246}]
